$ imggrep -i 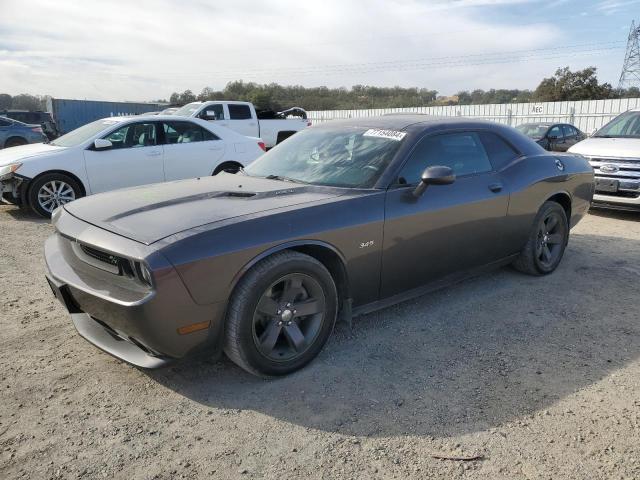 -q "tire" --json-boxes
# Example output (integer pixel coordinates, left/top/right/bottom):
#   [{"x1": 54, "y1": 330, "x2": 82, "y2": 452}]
[
  {"x1": 4, "y1": 137, "x2": 28, "y2": 148},
  {"x1": 512, "y1": 201, "x2": 569, "y2": 276},
  {"x1": 28, "y1": 173, "x2": 83, "y2": 218},
  {"x1": 213, "y1": 162, "x2": 242, "y2": 175},
  {"x1": 224, "y1": 250, "x2": 338, "y2": 376}
]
